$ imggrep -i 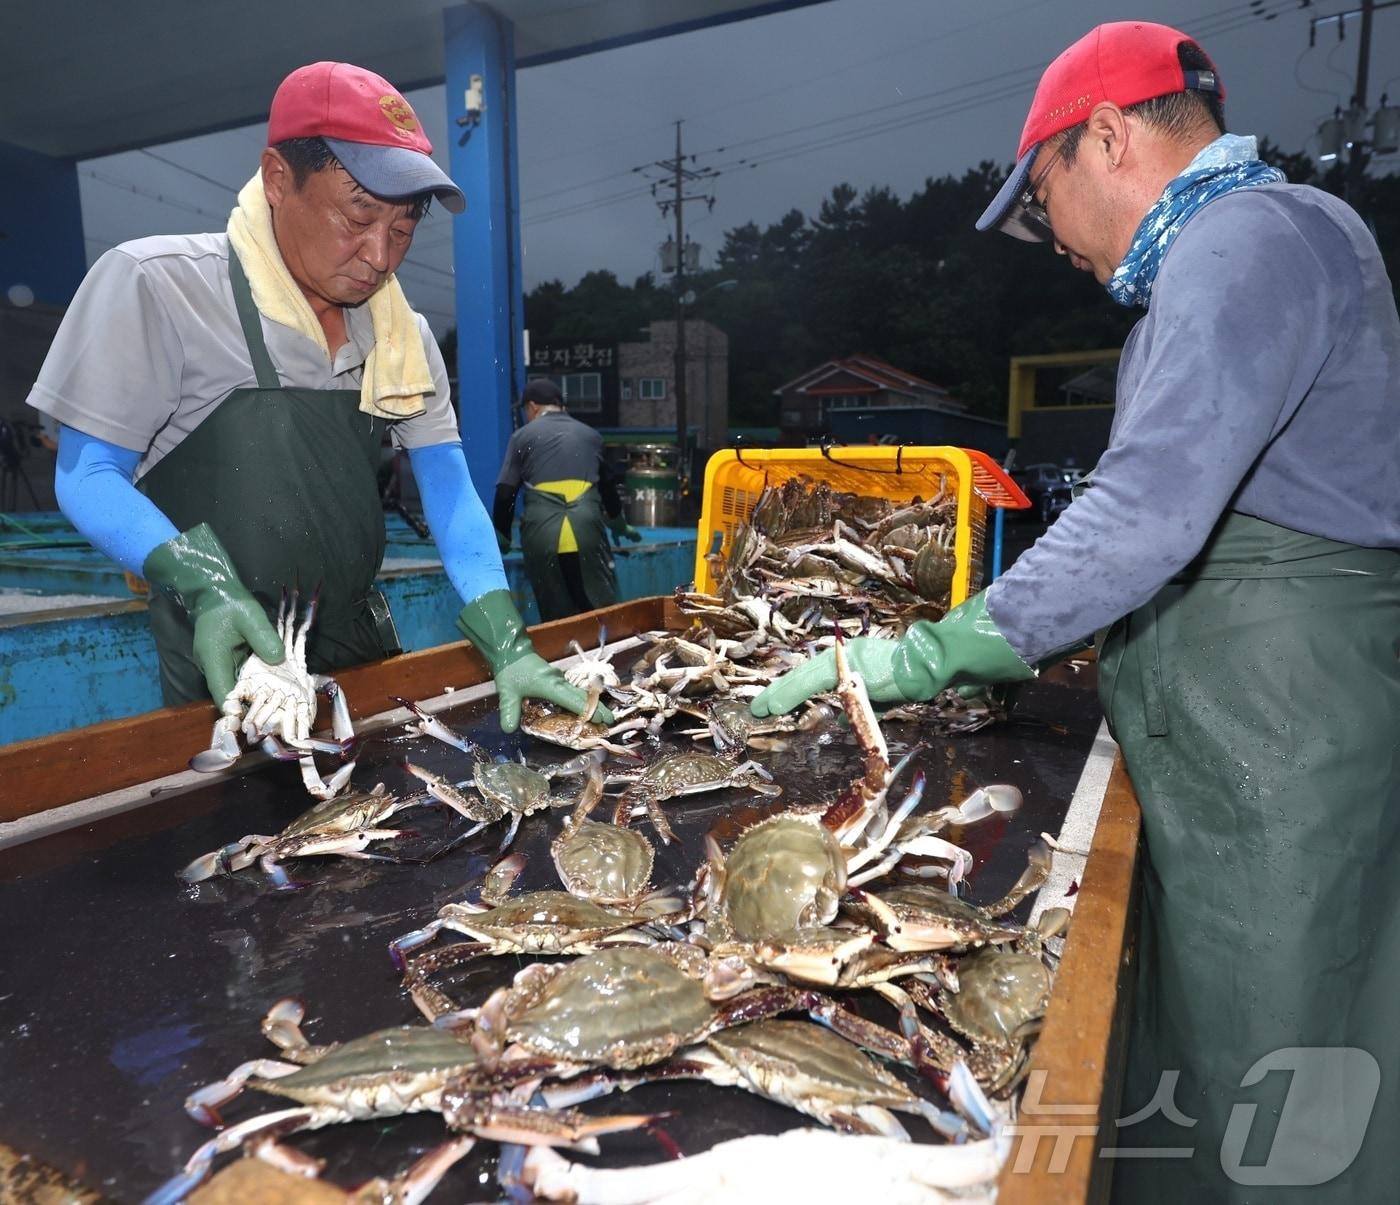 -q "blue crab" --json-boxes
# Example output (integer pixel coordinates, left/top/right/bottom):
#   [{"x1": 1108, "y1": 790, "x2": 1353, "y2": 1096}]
[
  {"x1": 178, "y1": 783, "x2": 416, "y2": 890},
  {"x1": 148, "y1": 997, "x2": 657, "y2": 1204}
]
